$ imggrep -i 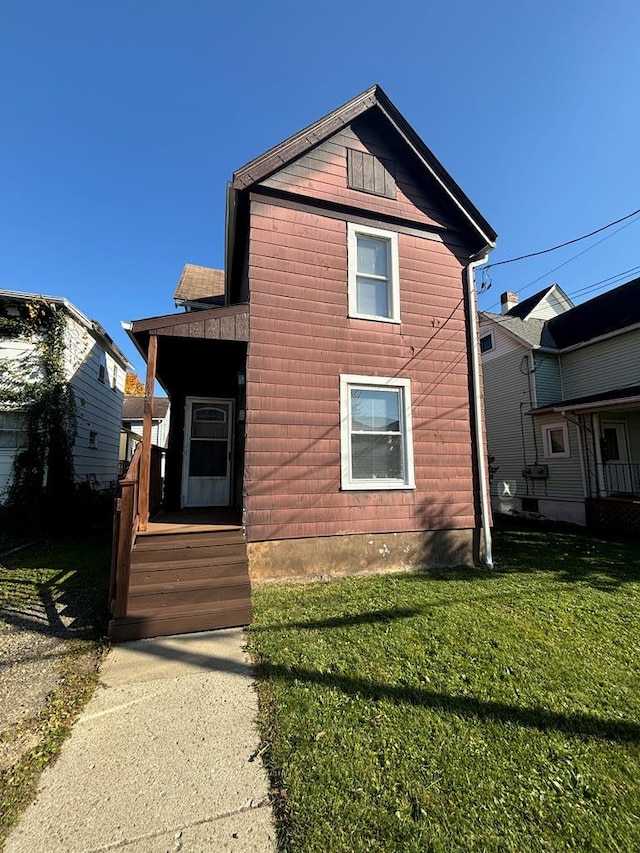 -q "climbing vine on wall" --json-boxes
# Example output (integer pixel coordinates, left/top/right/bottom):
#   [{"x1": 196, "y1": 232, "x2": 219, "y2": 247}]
[{"x1": 0, "y1": 299, "x2": 77, "y2": 530}]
